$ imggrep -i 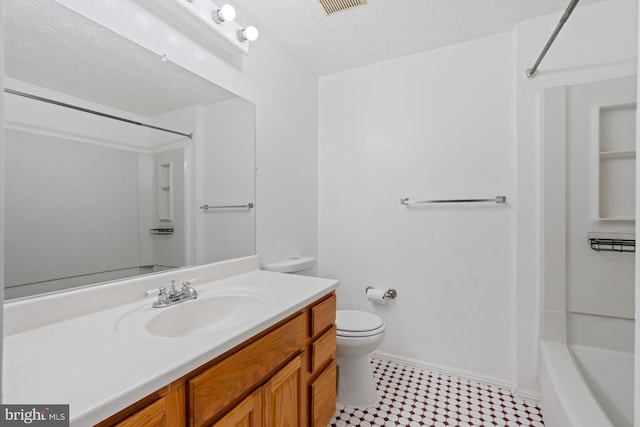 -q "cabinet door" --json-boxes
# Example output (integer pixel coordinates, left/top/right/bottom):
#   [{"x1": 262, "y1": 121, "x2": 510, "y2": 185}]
[
  {"x1": 262, "y1": 355, "x2": 302, "y2": 427},
  {"x1": 212, "y1": 390, "x2": 262, "y2": 427},
  {"x1": 309, "y1": 361, "x2": 337, "y2": 427},
  {"x1": 114, "y1": 398, "x2": 165, "y2": 427},
  {"x1": 113, "y1": 386, "x2": 185, "y2": 427}
]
